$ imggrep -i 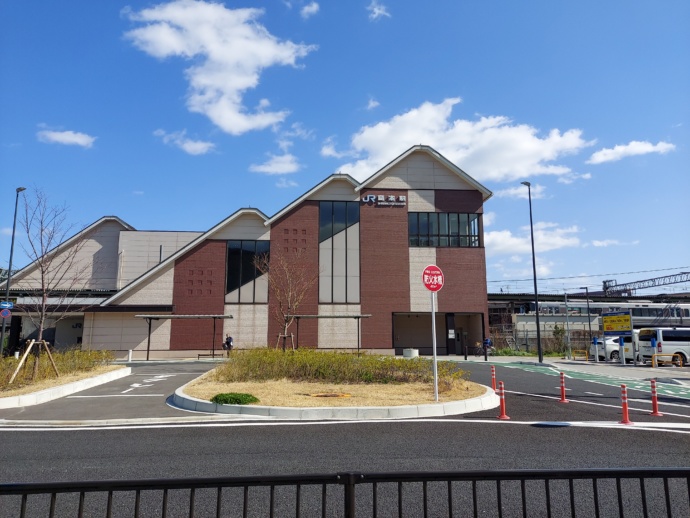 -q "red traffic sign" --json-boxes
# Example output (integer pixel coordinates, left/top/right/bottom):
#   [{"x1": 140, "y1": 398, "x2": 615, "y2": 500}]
[
  {"x1": 422, "y1": 265, "x2": 444, "y2": 292},
  {"x1": 0, "y1": 309, "x2": 11, "y2": 319}
]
